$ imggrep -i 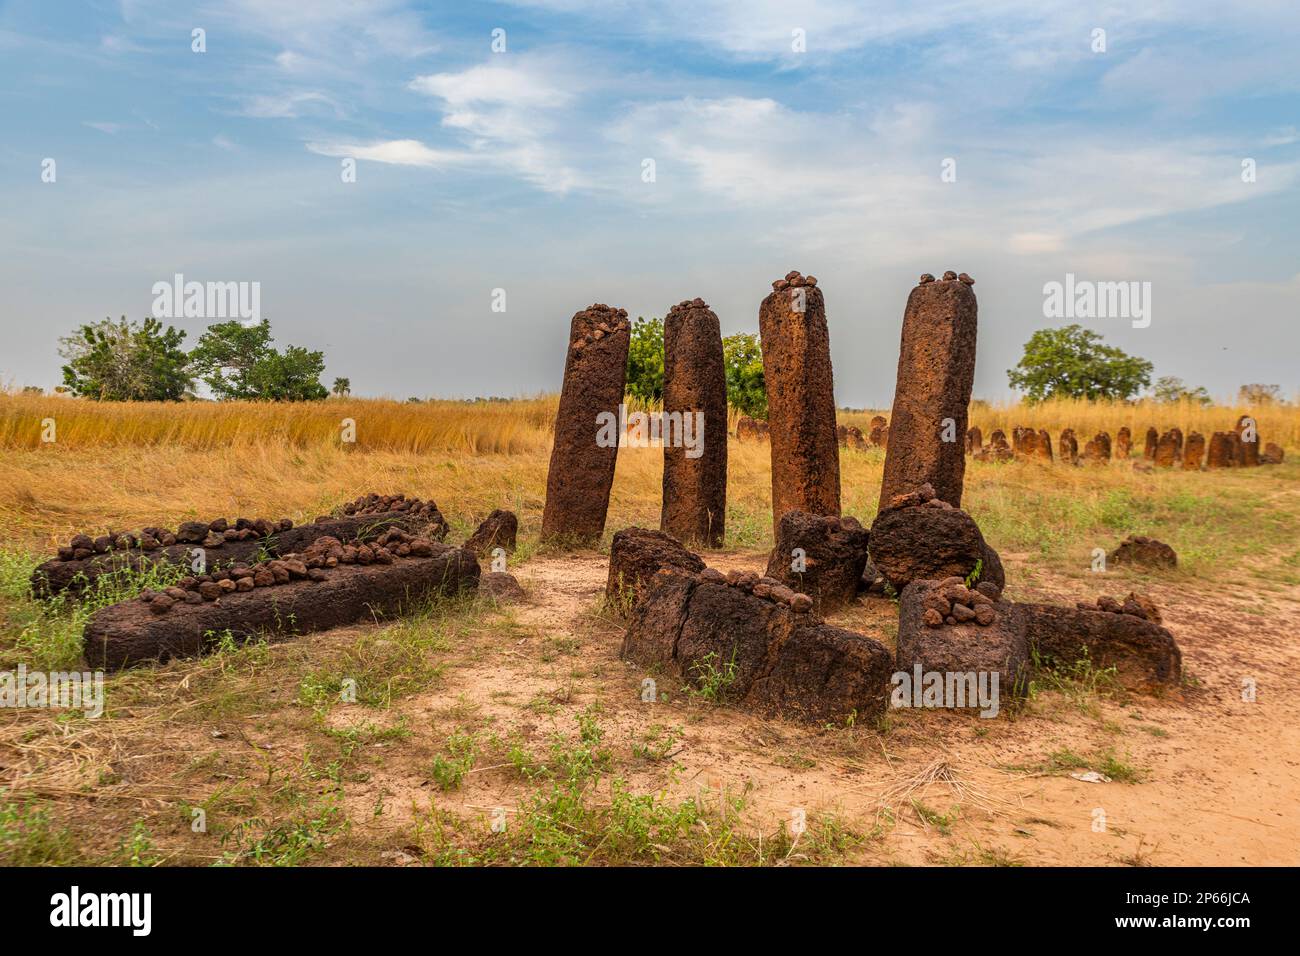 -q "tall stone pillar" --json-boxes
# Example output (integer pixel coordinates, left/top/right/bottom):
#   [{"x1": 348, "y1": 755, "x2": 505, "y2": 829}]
[
  {"x1": 660, "y1": 298, "x2": 728, "y2": 547},
  {"x1": 540, "y1": 304, "x2": 631, "y2": 545},
  {"x1": 759, "y1": 270, "x2": 840, "y2": 533},
  {"x1": 878, "y1": 271, "x2": 977, "y2": 509}
]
